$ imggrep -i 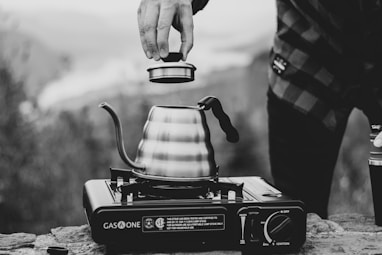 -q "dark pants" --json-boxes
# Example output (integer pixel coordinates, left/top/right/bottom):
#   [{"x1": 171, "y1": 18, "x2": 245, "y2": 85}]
[{"x1": 267, "y1": 90, "x2": 349, "y2": 219}]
